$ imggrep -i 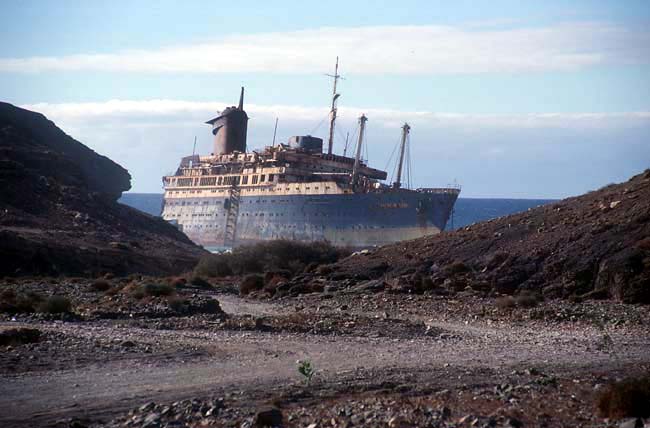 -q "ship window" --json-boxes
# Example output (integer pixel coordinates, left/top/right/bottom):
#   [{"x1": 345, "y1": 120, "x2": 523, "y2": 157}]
[
  {"x1": 252, "y1": 175, "x2": 258, "y2": 184},
  {"x1": 242, "y1": 175, "x2": 249, "y2": 185},
  {"x1": 268, "y1": 174, "x2": 274, "y2": 182},
  {"x1": 218, "y1": 177, "x2": 222, "y2": 185},
  {"x1": 260, "y1": 174, "x2": 266, "y2": 182}
]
